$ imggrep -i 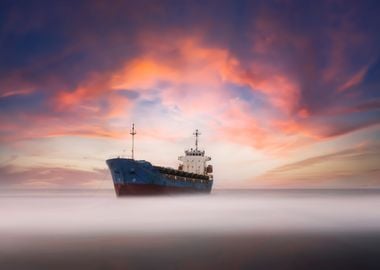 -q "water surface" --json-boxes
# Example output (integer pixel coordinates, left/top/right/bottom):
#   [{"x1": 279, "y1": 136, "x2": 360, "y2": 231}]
[{"x1": 1, "y1": 189, "x2": 380, "y2": 269}]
